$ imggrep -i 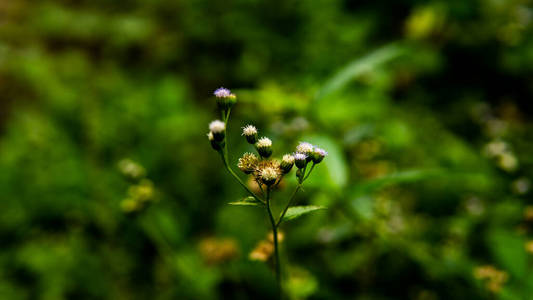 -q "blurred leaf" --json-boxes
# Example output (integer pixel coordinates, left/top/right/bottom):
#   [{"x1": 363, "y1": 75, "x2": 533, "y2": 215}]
[
  {"x1": 281, "y1": 206, "x2": 326, "y2": 222},
  {"x1": 314, "y1": 43, "x2": 405, "y2": 101},
  {"x1": 487, "y1": 229, "x2": 527, "y2": 278},
  {"x1": 349, "y1": 169, "x2": 444, "y2": 197},
  {"x1": 304, "y1": 135, "x2": 348, "y2": 189},
  {"x1": 229, "y1": 196, "x2": 263, "y2": 207}
]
